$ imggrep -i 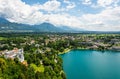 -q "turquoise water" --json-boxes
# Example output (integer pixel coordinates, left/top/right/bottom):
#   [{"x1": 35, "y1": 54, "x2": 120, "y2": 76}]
[{"x1": 61, "y1": 50, "x2": 120, "y2": 79}]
